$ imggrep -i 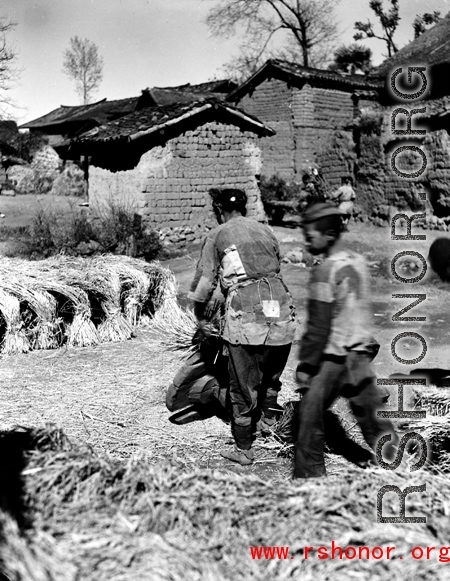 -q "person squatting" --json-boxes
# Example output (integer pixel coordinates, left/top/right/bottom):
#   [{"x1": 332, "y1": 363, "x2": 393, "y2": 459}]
[{"x1": 166, "y1": 189, "x2": 398, "y2": 477}]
